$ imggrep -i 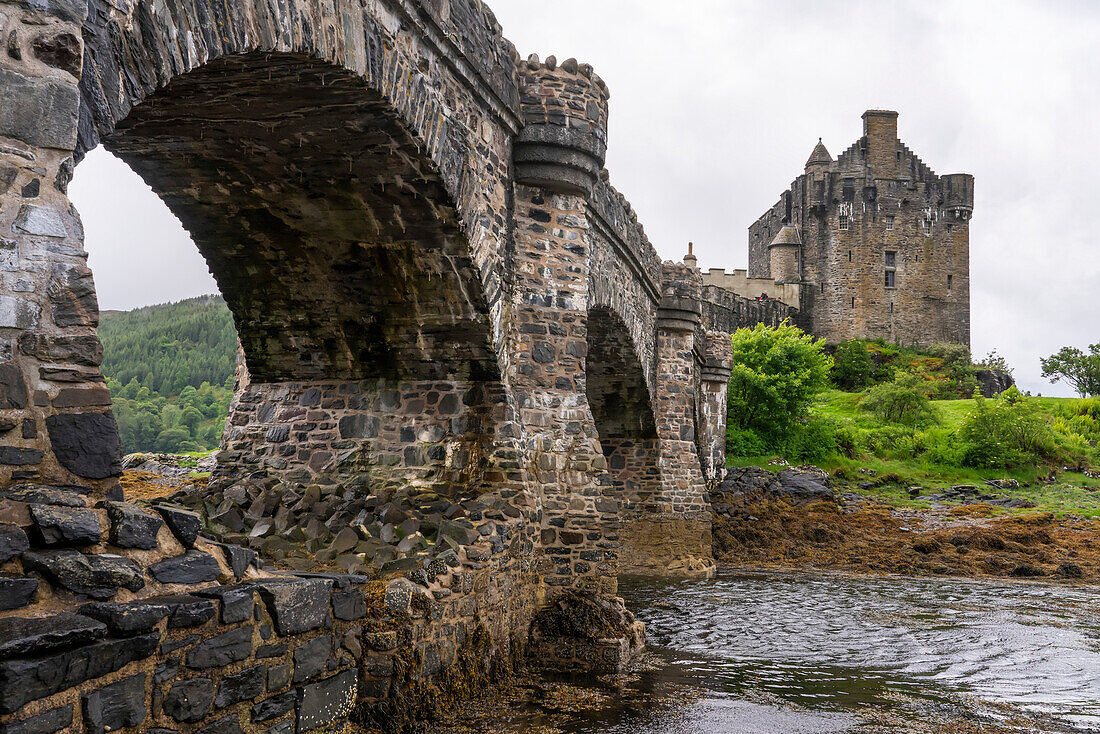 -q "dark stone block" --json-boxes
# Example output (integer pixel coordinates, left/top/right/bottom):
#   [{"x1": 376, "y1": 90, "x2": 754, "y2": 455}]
[
  {"x1": 192, "y1": 585, "x2": 254, "y2": 623},
  {"x1": 0, "y1": 485, "x2": 85, "y2": 506},
  {"x1": 22, "y1": 549, "x2": 144, "y2": 599},
  {"x1": 0, "y1": 418, "x2": 16, "y2": 434},
  {"x1": 0, "y1": 523, "x2": 29, "y2": 562},
  {"x1": 214, "y1": 664, "x2": 264, "y2": 708},
  {"x1": 255, "y1": 579, "x2": 332, "y2": 636},
  {"x1": 22, "y1": 419, "x2": 36, "y2": 439},
  {"x1": 292, "y1": 635, "x2": 332, "y2": 684},
  {"x1": 0, "y1": 613, "x2": 106, "y2": 657},
  {"x1": 0, "y1": 633, "x2": 157, "y2": 714},
  {"x1": 79, "y1": 599, "x2": 171, "y2": 634},
  {"x1": 160, "y1": 635, "x2": 198, "y2": 655},
  {"x1": 266, "y1": 663, "x2": 291, "y2": 692},
  {"x1": 0, "y1": 68, "x2": 77, "y2": 149},
  {"x1": 0, "y1": 364, "x2": 27, "y2": 409},
  {"x1": 186, "y1": 627, "x2": 252, "y2": 670},
  {"x1": 197, "y1": 714, "x2": 243, "y2": 734},
  {"x1": 19, "y1": 333, "x2": 102, "y2": 367},
  {"x1": 155, "y1": 506, "x2": 201, "y2": 548},
  {"x1": 266, "y1": 722, "x2": 292, "y2": 734},
  {"x1": 31, "y1": 32, "x2": 81, "y2": 78},
  {"x1": 296, "y1": 669, "x2": 357, "y2": 732},
  {"x1": 256, "y1": 643, "x2": 287, "y2": 659},
  {"x1": 28, "y1": 504, "x2": 100, "y2": 546},
  {"x1": 144, "y1": 594, "x2": 217, "y2": 628},
  {"x1": 215, "y1": 543, "x2": 256, "y2": 579},
  {"x1": 154, "y1": 658, "x2": 180, "y2": 684},
  {"x1": 51, "y1": 388, "x2": 111, "y2": 408},
  {"x1": 164, "y1": 677, "x2": 214, "y2": 723},
  {"x1": 46, "y1": 412, "x2": 122, "y2": 479},
  {"x1": 104, "y1": 501, "x2": 163, "y2": 549},
  {"x1": 0, "y1": 447, "x2": 44, "y2": 466},
  {"x1": 0, "y1": 704, "x2": 72, "y2": 734},
  {"x1": 250, "y1": 692, "x2": 295, "y2": 722},
  {"x1": 81, "y1": 673, "x2": 146, "y2": 734},
  {"x1": 0, "y1": 576, "x2": 37, "y2": 610},
  {"x1": 331, "y1": 589, "x2": 367, "y2": 621},
  {"x1": 149, "y1": 550, "x2": 221, "y2": 584},
  {"x1": 338, "y1": 414, "x2": 379, "y2": 439}
]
